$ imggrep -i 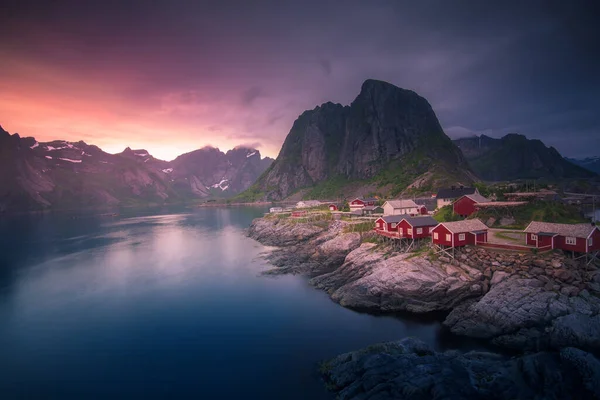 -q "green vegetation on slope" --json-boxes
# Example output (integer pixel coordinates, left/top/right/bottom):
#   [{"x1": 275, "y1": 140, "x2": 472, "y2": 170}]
[{"x1": 472, "y1": 201, "x2": 586, "y2": 229}]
